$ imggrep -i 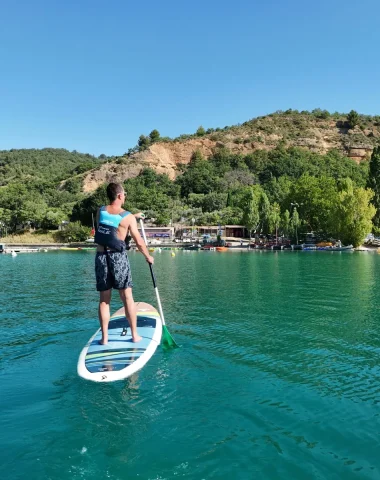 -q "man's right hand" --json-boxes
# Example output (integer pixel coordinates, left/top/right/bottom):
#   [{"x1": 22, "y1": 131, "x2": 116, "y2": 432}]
[{"x1": 146, "y1": 255, "x2": 154, "y2": 265}]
